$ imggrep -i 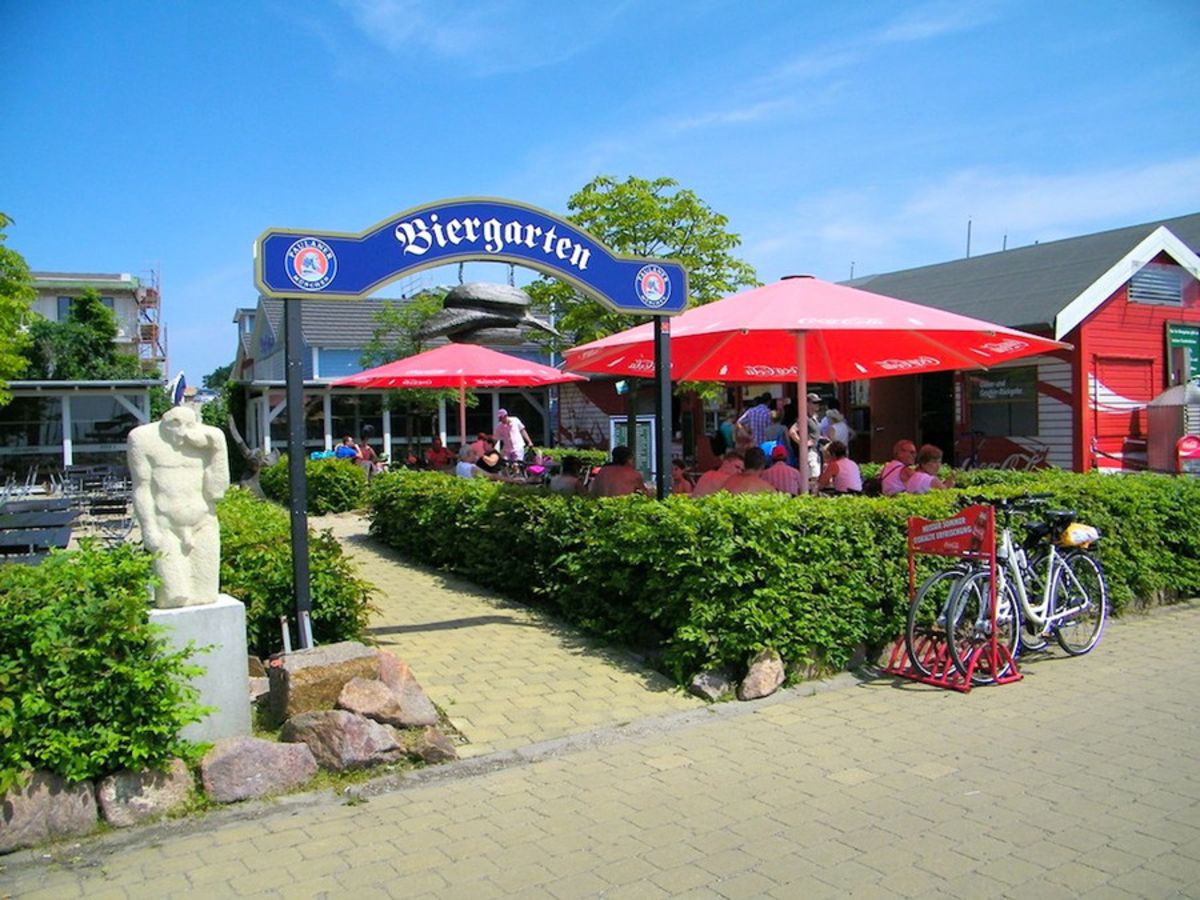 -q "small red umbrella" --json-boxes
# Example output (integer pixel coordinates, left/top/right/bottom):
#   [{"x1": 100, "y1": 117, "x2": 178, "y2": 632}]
[
  {"x1": 564, "y1": 275, "x2": 1069, "y2": 483},
  {"x1": 333, "y1": 343, "x2": 586, "y2": 443}
]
